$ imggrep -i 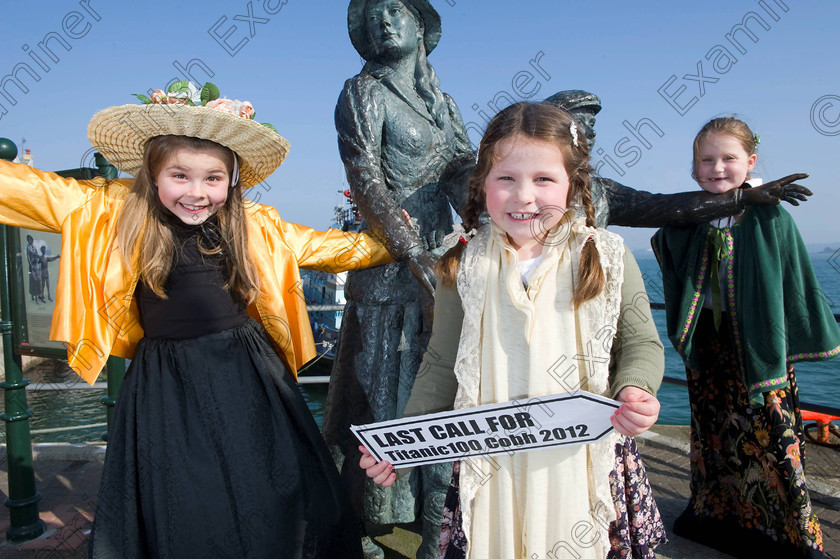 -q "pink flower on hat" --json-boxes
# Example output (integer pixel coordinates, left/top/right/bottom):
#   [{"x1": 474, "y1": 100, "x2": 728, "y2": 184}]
[
  {"x1": 150, "y1": 89, "x2": 166, "y2": 104},
  {"x1": 239, "y1": 101, "x2": 255, "y2": 119},
  {"x1": 206, "y1": 98, "x2": 237, "y2": 115},
  {"x1": 206, "y1": 98, "x2": 255, "y2": 119},
  {"x1": 134, "y1": 83, "x2": 277, "y2": 133}
]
